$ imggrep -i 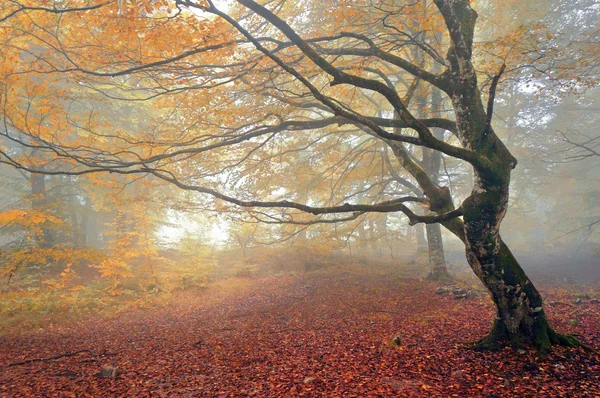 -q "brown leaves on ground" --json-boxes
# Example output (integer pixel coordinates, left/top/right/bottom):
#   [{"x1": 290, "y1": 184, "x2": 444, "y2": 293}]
[{"x1": 1, "y1": 268, "x2": 599, "y2": 397}]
